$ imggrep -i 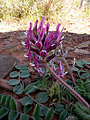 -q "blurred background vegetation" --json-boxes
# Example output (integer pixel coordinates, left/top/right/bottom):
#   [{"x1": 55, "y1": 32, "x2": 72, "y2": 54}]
[{"x1": 0, "y1": 0, "x2": 89, "y2": 32}]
